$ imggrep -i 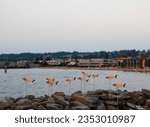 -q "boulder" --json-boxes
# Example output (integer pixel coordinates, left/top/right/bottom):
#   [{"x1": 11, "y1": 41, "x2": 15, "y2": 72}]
[
  {"x1": 142, "y1": 89, "x2": 150, "y2": 99},
  {"x1": 71, "y1": 96, "x2": 86, "y2": 105},
  {"x1": 71, "y1": 105, "x2": 90, "y2": 110},
  {"x1": 15, "y1": 105, "x2": 32, "y2": 110},
  {"x1": 99, "y1": 93, "x2": 109, "y2": 100},
  {"x1": 71, "y1": 91, "x2": 82, "y2": 97},
  {"x1": 127, "y1": 102, "x2": 136, "y2": 109},
  {"x1": 5, "y1": 97, "x2": 16, "y2": 109},
  {"x1": 97, "y1": 103, "x2": 106, "y2": 110},
  {"x1": 14, "y1": 97, "x2": 24, "y2": 103},
  {"x1": 0, "y1": 101, "x2": 9, "y2": 110},
  {"x1": 64, "y1": 95, "x2": 72, "y2": 101},
  {"x1": 136, "y1": 105, "x2": 145, "y2": 110},
  {"x1": 16, "y1": 99, "x2": 31, "y2": 106},
  {"x1": 70, "y1": 101, "x2": 84, "y2": 107},
  {"x1": 52, "y1": 95, "x2": 69, "y2": 106},
  {"x1": 25, "y1": 95, "x2": 35, "y2": 100},
  {"x1": 114, "y1": 90, "x2": 127, "y2": 96},
  {"x1": 106, "y1": 105, "x2": 117, "y2": 110},
  {"x1": 64, "y1": 106, "x2": 71, "y2": 110},
  {"x1": 47, "y1": 97, "x2": 55, "y2": 103},
  {"x1": 31, "y1": 101, "x2": 40, "y2": 108},
  {"x1": 36, "y1": 96, "x2": 46, "y2": 102},
  {"x1": 104, "y1": 101, "x2": 118, "y2": 106},
  {"x1": 128, "y1": 91, "x2": 145, "y2": 105},
  {"x1": 46, "y1": 103, "x2": 63, "y2": 110},
  {"x1": 35, "y1": 105, "x2": 47, "y2": 110},
  {"x1": 53, "y1": 92, "x2": 65, "y2": 97},
  {"x1": 85, "y1": 97, "x2": 99, "y2": 104},
  {"x1": 145, "y1": 99, "x2": 150, "y2": 105},
  {"x1": 95, "y1": 89, "x2": 106, "y2": 94}
]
